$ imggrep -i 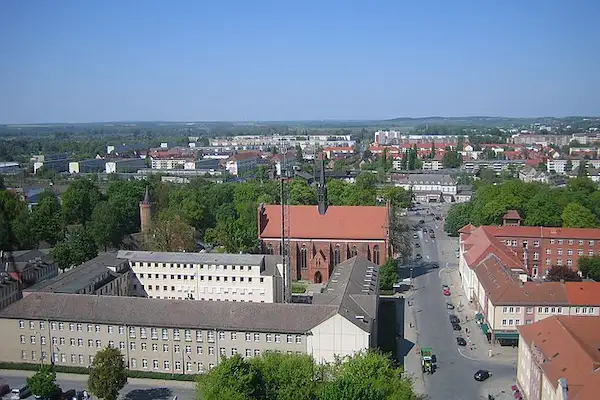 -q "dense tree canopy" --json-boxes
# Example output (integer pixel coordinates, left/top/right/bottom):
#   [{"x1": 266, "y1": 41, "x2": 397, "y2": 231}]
[
  {"x1": 578, "y1": 256, "x2": 600, "y2": 281},
  {"x1": 444, "y1": 178, "x2": 600, "y2": 236},
  {"x1": 88, "y1": 347, "x2": 128, "y2": 400},
  {"x1": 197, "y1": 351, "x2": 420, "y2": 400},
  {"x1": 545, "y1": 264, "x2": 582, "y2": 282}
]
